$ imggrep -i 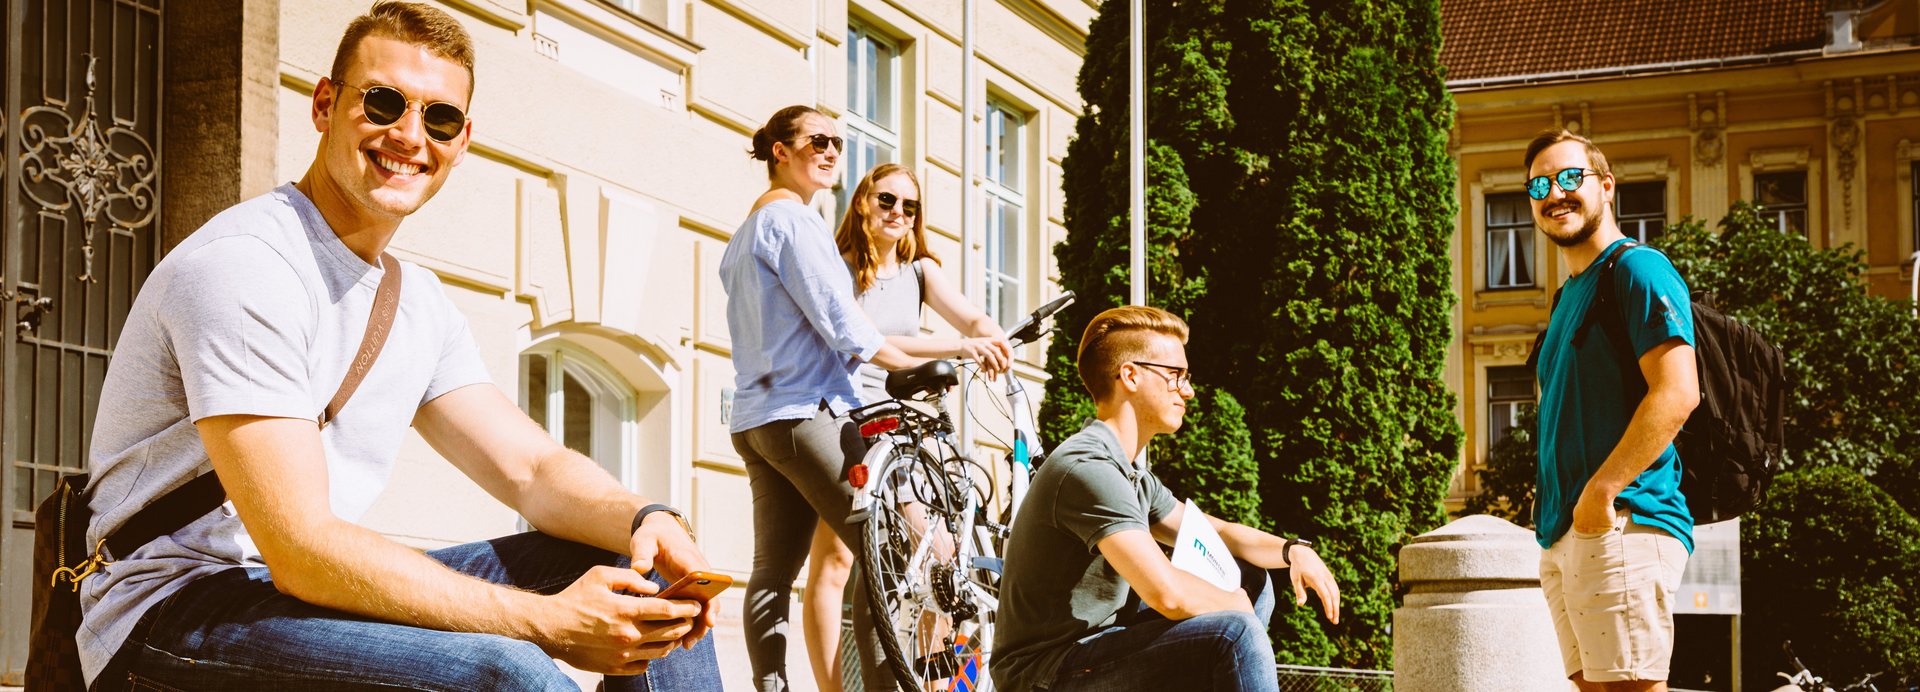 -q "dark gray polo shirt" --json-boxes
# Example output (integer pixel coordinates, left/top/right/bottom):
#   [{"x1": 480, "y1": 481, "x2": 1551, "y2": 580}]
[{"x1": 992, "y1": 419, "x2": 1178, "y2": 690}]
